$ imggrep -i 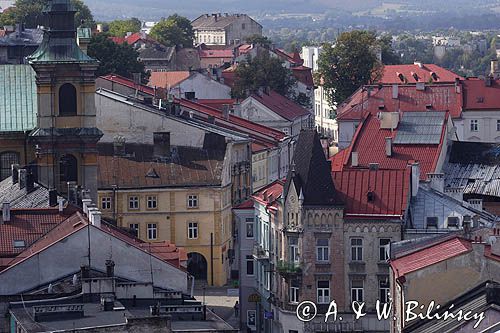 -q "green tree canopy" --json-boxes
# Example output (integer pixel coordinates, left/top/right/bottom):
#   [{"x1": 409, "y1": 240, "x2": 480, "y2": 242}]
[
  {"x1": 108, "y1": 18, "x2": 142, "y2": 37},
  {"x1": 379, "y1": 34, "x2": 401, "y2": 65},
  {"x1": 87, "y1": 33, "x2": 148, "y2": 82},
  {"x1": 149, "y1": 14, "x2": 194, "y2": 47},
  {"x1": 245, "y1": 35, "x2": 272, "y2": 47},
  {"x1": 232, "y1": 52, "x2": 297, "y2": 99},
  {"x1": 316, "y1": 30, "x2": 383, "y2": 107},
  {"x1": 0, "y1": 0, "x2": 94, "y2": 28}
]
